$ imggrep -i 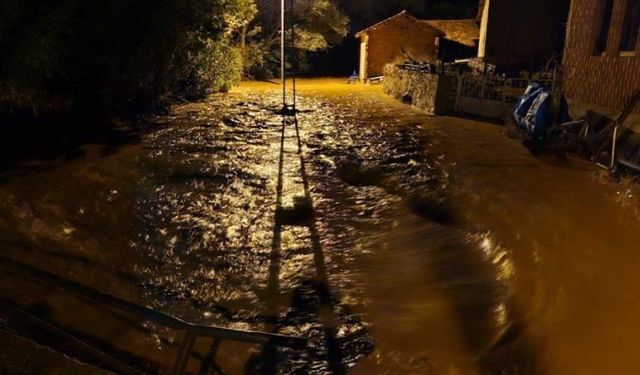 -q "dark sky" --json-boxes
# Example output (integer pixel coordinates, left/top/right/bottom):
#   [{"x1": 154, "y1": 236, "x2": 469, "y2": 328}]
[{"x1": 338, "y1": 0, "x2": 479, "y2": 32}]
